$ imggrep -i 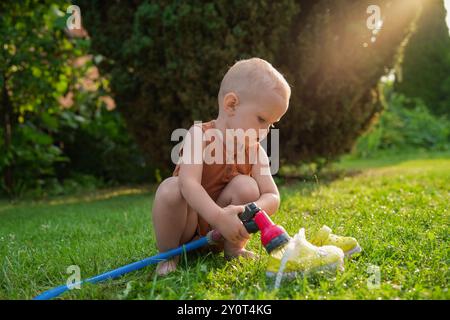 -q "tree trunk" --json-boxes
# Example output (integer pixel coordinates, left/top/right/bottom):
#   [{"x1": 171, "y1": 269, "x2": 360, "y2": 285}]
[{"x1": 1, "y1": 74, "x2": 14, "y2": 195}]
